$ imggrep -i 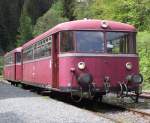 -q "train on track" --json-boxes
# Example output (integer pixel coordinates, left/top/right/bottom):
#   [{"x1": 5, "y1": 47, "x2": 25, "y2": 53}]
[{"x1": 3, "y1": 19, "x2": 143, "y2": 102}]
